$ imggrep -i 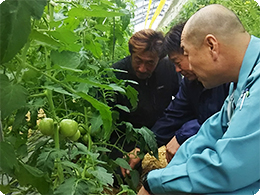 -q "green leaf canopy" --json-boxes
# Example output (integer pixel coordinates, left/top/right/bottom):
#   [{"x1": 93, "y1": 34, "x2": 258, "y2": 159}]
[
  {"x1": 0, "y1": 74, "x2": 28, "y2": 119},
  {"x1": 0, "y1": 0, "x2": 47, "y2": 64}
]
